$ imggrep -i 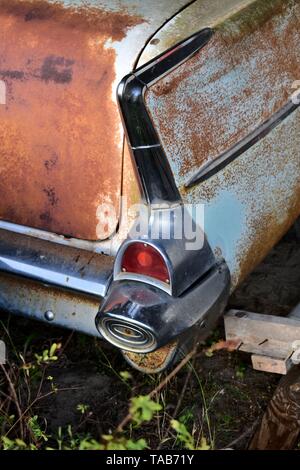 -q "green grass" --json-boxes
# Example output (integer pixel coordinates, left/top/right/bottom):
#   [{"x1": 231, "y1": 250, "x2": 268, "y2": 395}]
[{"x1": 0, "y1": 313, "x2": 277, "y2": 451}]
